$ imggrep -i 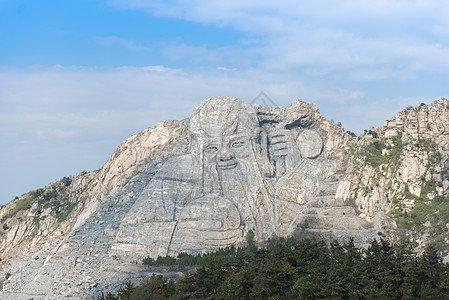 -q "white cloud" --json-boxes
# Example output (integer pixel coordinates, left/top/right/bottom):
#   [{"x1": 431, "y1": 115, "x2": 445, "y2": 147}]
[
  {"x1": 109, "y1": 1, "x2": 449, "y2": 32},
  {"x1": 2, "y1": 0, "x2": 448, "y2": 207},
  {"x1": 135, "y1": 65, "x2": 184, "y2": 73},
  {"x1": 0, "y1": 64, "x2": 443, "y2": 205},
  {"x1": 216, "y1": 67, "x2": 237, "y2": 71},
  {"x1": 108, "y1": 0, "x2": 449, "y2": 79}
]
